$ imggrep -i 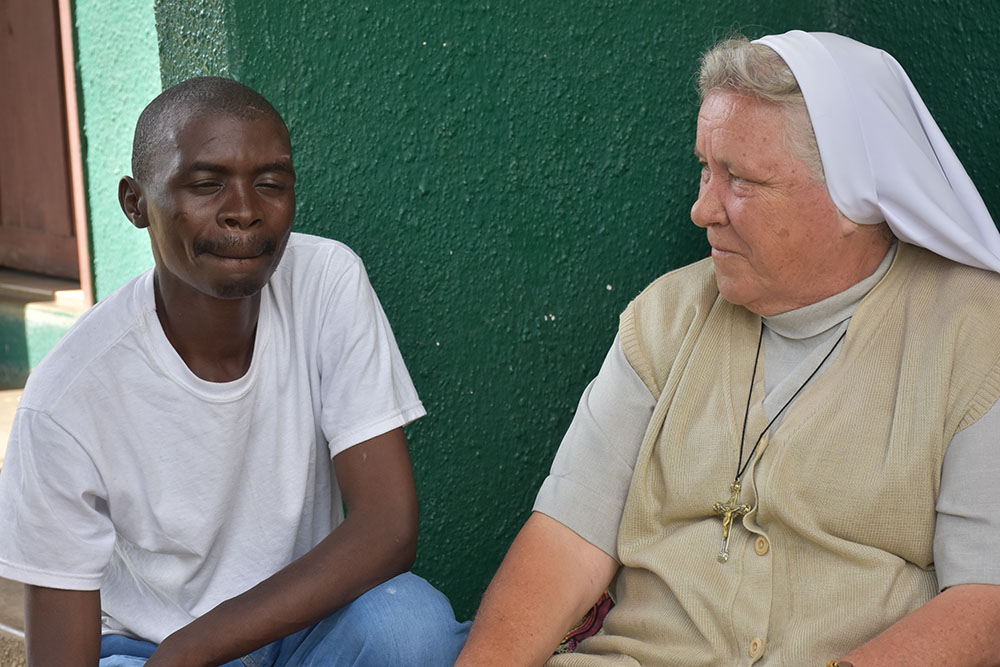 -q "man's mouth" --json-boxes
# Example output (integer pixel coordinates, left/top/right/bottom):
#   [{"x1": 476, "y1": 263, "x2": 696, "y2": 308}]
[
  {"x1": 196, "y1": 236, "x2": 276, "y2": 260},
  {"x1": 209, "y1": 249, "x2": 264, "y2": 260}
]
